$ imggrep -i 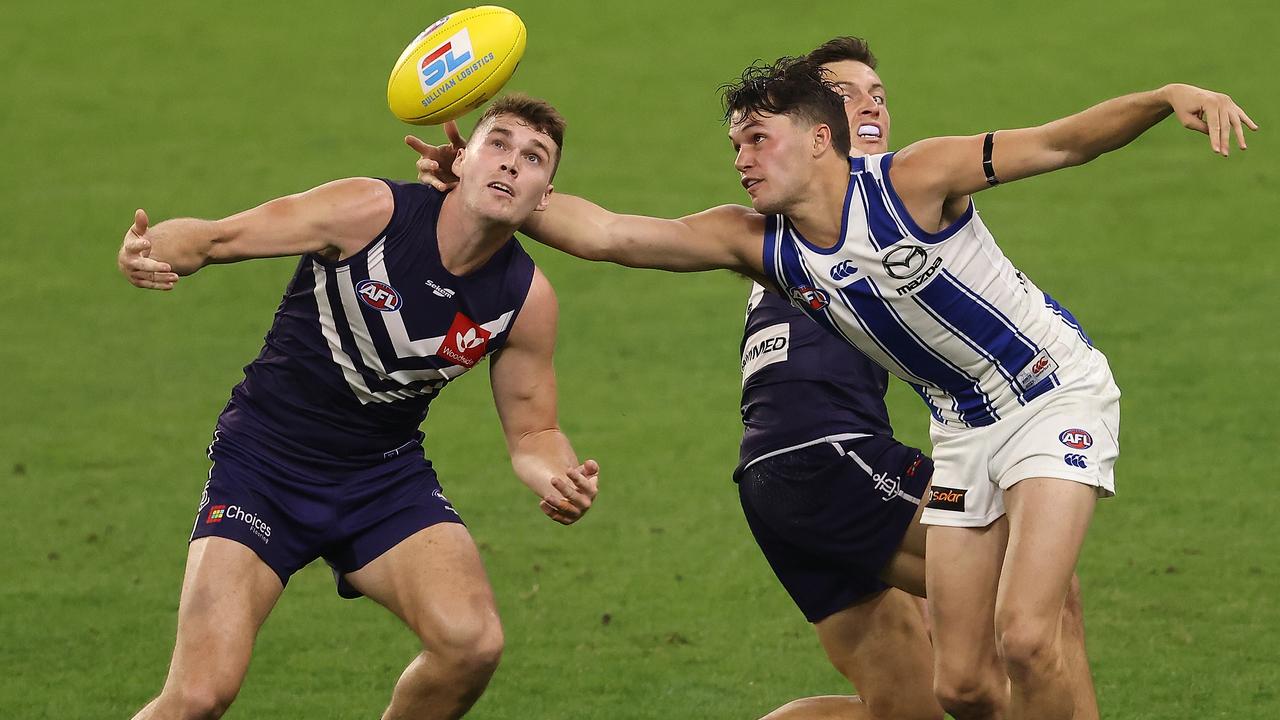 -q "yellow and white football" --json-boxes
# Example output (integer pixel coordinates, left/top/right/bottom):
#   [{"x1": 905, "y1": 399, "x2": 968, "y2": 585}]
[{"x1": 387, "y1": 6, "x2": 527, "y2": 125}]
